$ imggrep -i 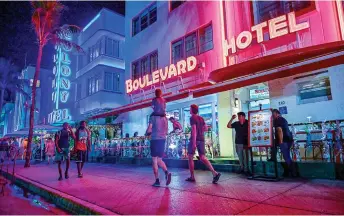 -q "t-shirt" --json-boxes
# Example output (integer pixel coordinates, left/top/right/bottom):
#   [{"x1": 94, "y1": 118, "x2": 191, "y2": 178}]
[
  {"x1": 76, "y1": 129, "x2": 89, "y2": 151},
  {"x1": 273, "y1": 116, "x2": 293, "y2": 143},
  {"x1": 152, "y1": 97, "x2": 166, "y2": 116},
  {"x1": 190, "y1": 115, "x2": 205, "y2": 142},
  {"x1": 56, "y1": 129, "x2": 70, "y2": 149},
  {"x1": 149, "y1": 115, "x2": 168, "y2": 140},
  {"x1": 231, "y1": 120, "x2": 249, "y2": 146}
]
